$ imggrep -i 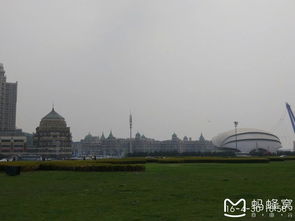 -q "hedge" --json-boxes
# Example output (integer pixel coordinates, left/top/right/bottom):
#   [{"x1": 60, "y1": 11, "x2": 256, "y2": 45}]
[
  {"x1": 284, "y1": 156, "x2": 295, "y2": 161},
  {"x1": 158, "y1": 157, "x2": 270, "y2": 164},
  {"x1": 268, "y1": 157, "x2": 285, "y2": 162},
  {"x1": 268, "y1": 156, "x2": 295, "y2": 161},
  {"x1": 1, "y1": 156, "x2": 289, "y2": 172},
  {"x1": 0, "y1": 161, "x2": 40, "y2": 172},
  {"x1": 94, "y1": 158, "x2": 147, "y2": 164},
  {"x1": 0, "y1": 161, "x2": 145, "y2": 172},
  {"x1": 39, "y1": 163, "x2": 145, "y2": 172}
]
